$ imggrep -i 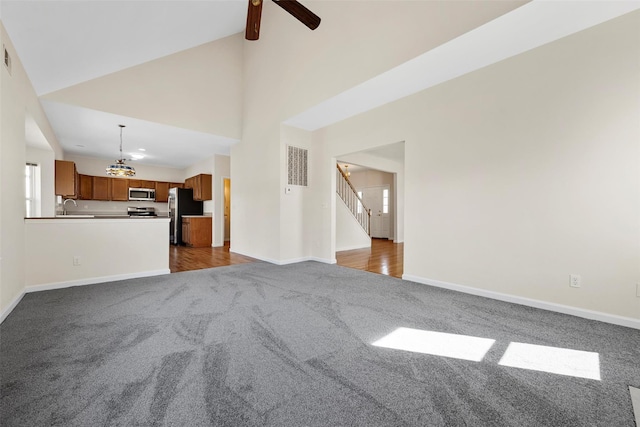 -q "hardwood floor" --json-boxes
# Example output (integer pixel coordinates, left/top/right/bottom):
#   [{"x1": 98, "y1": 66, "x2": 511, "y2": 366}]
[
  {"x1": 170, "y1": 238, "x2": 404, "y2": 278},
  {"x1": 169, "y1": 242, "x2": 257, "y2": 273},
  {"x1": 336, "y1": 238, "x2": 404, "y2": 278}
]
